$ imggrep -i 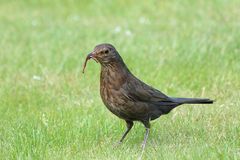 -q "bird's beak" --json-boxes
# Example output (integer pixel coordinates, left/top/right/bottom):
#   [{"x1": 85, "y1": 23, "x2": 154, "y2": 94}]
[
  {"x1": 82, "y1": 52, "x2": 98, "y2": 74},
  {"x1": 87, "y1": 52, "x2": 94, "y2": 59},
  {"x1": 87, "y1": 52, "x2": 99, "y2": 63}
]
